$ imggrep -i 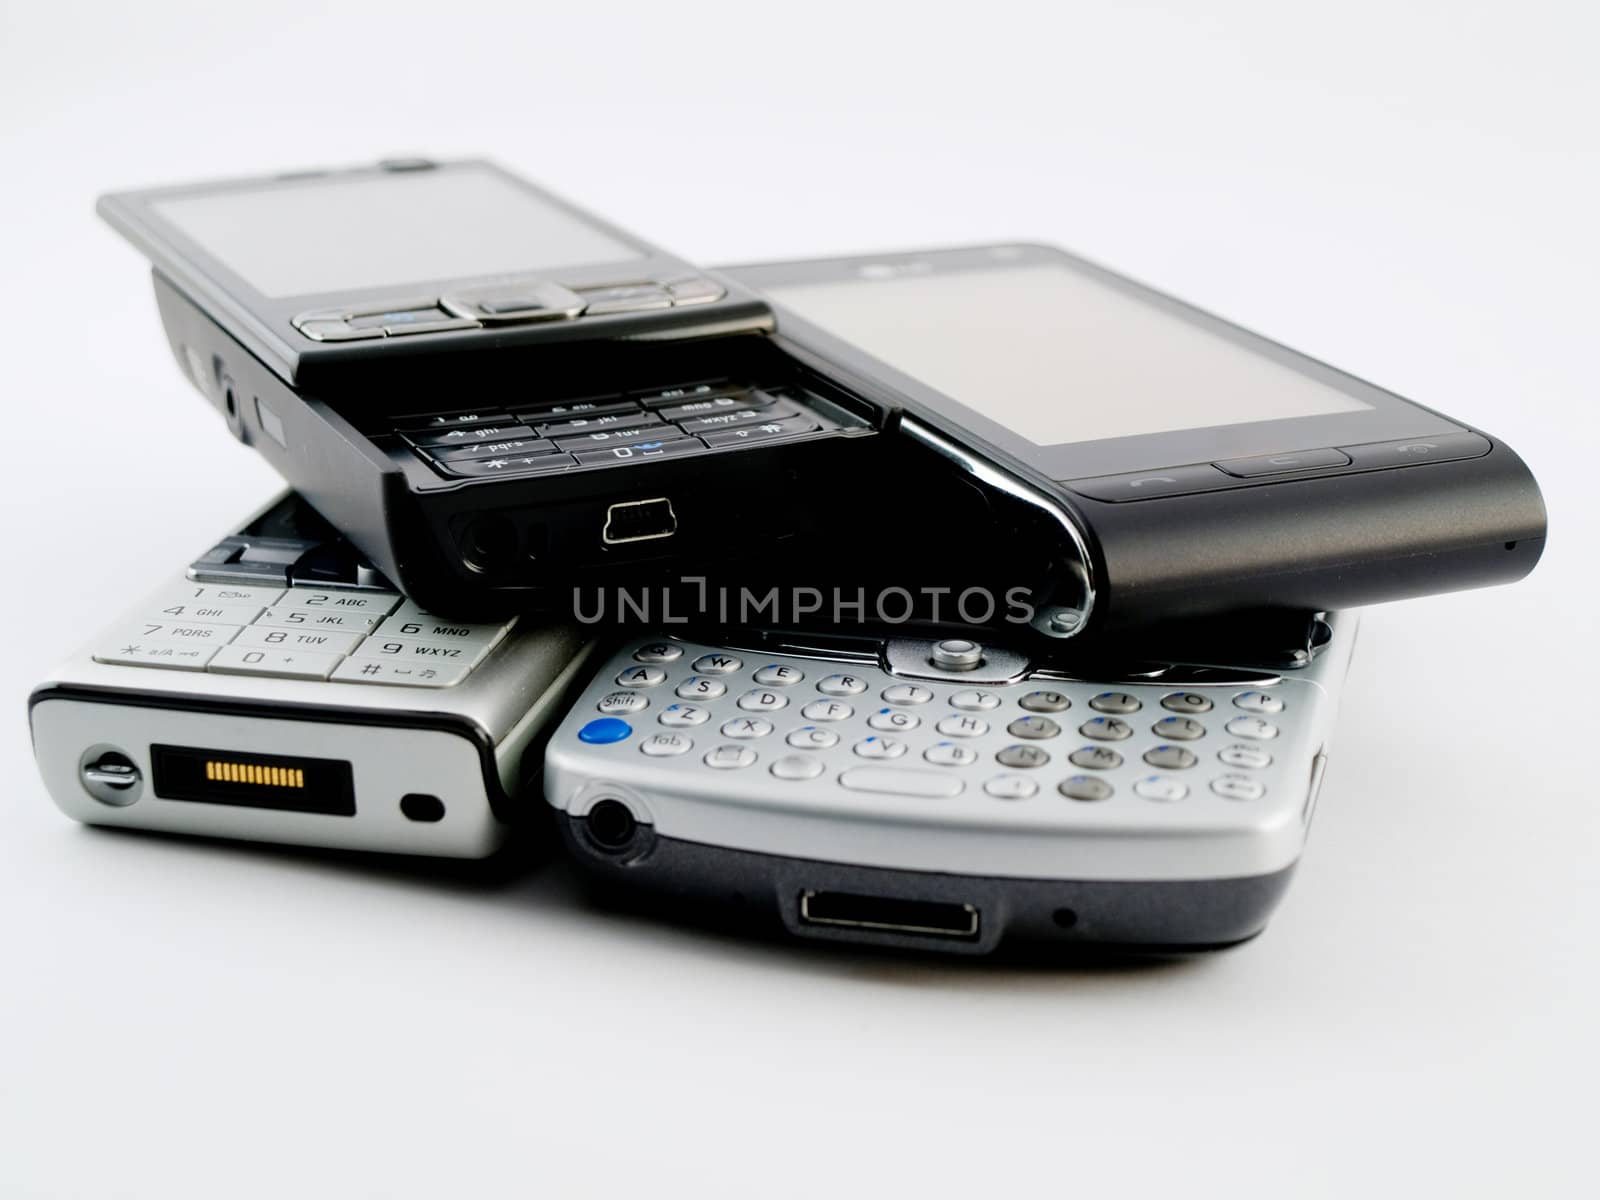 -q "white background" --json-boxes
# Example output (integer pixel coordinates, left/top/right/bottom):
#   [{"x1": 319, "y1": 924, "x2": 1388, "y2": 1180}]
[{"x1": 2, "y1": 2, "x2": 1595, "y2": 1196}]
